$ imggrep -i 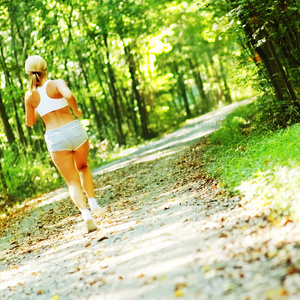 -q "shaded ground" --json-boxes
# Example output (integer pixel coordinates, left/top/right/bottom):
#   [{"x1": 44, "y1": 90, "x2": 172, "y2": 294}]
[{"x1": 1, "y1": 99, "x2": 300, "y2": 300}]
